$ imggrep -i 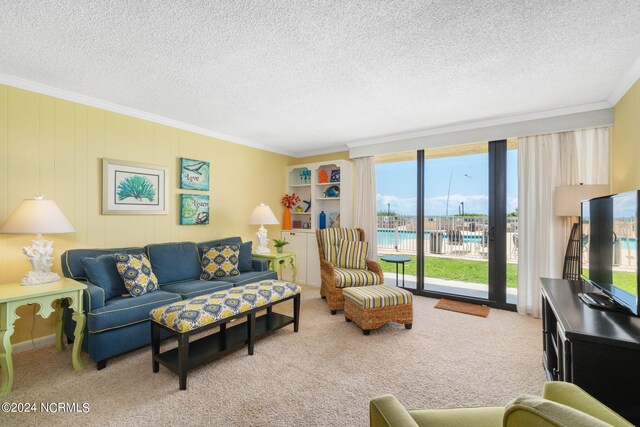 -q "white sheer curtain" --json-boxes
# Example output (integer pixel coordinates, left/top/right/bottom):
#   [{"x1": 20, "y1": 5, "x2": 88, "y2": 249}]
[
  {"x1": 354, "y1": 157, "x2": 378, "y2": 259},
  {"x1": 517, "y1": 127, "x2": 609, "y2": 317}
]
